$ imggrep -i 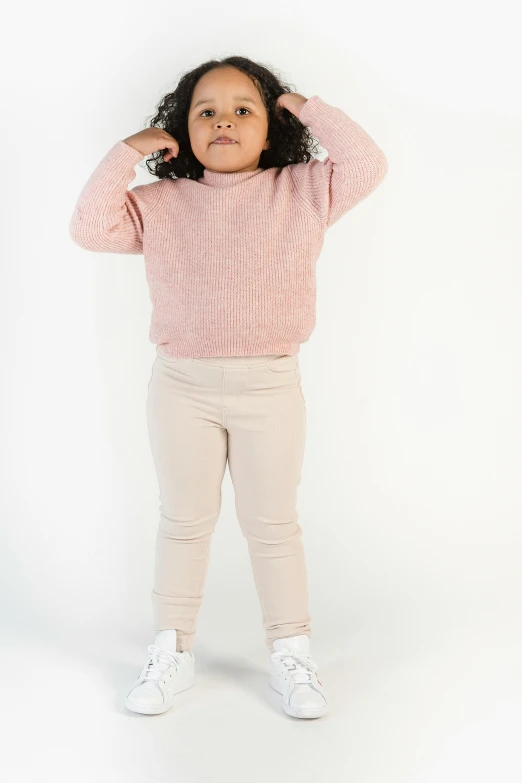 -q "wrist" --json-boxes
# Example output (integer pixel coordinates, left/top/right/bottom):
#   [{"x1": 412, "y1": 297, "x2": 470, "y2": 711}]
[{"x1": 296, "y1": 97, "x2": 309, "y2": 120}]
